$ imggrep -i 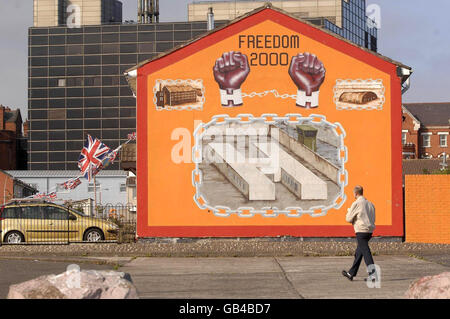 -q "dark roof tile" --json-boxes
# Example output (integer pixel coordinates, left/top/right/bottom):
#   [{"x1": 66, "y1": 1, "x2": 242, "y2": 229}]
[{"x1": 403, "y1": 103, "x2": 450, "y2": 127}]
